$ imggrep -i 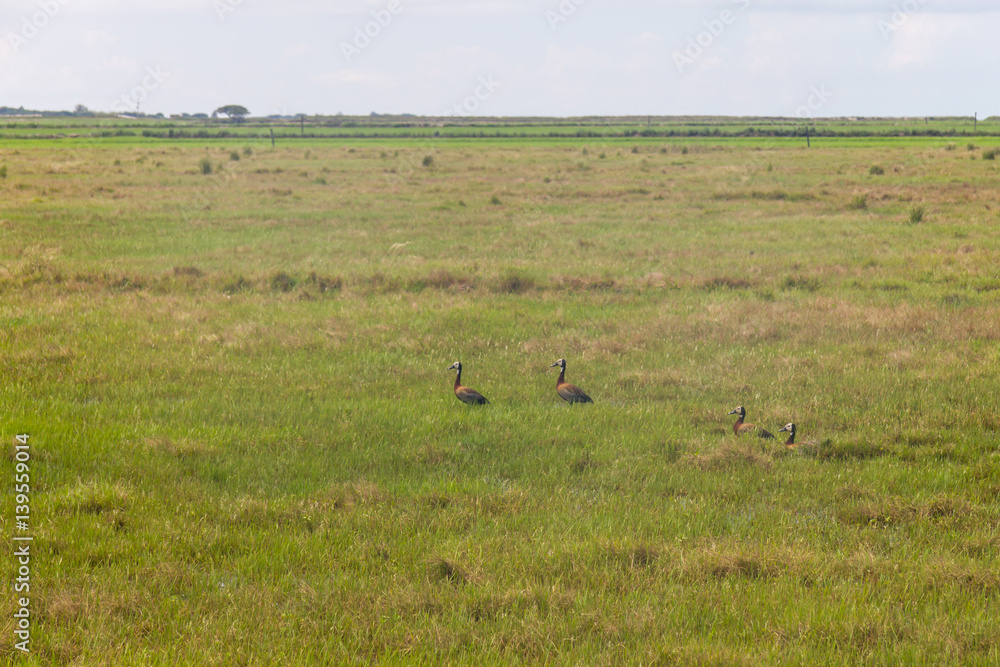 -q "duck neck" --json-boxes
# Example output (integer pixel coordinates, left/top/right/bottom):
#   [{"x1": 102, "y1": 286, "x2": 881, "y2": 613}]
[
  {"x1": 785, "y1": 428, "x2": 796, "y2": 445},
  {"x1": 454, "y1": 368, "x2": 462, "y2": 388},
  {"x1": 557, "y1": 366, "x2": 566, "y2": 385}
]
